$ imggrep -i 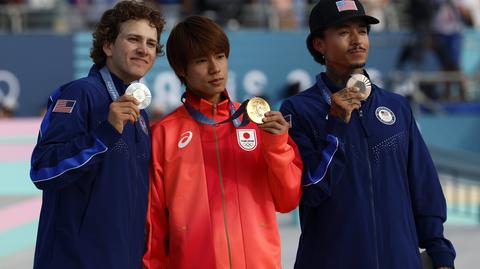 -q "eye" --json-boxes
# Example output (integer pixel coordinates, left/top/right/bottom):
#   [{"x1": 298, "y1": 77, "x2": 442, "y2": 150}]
[
  {"x1": 216, "y1": 53, "x2": 226, "y2": 59},
  {"x1": 147, "y1": 41, "x2": 157, "y2": 48},
  {"x1": 128, "y1": 37, "x2": 139, "y2": 42},
  {"x1": 195, "y1": 58, "x2": 207, "y2": 64}
]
